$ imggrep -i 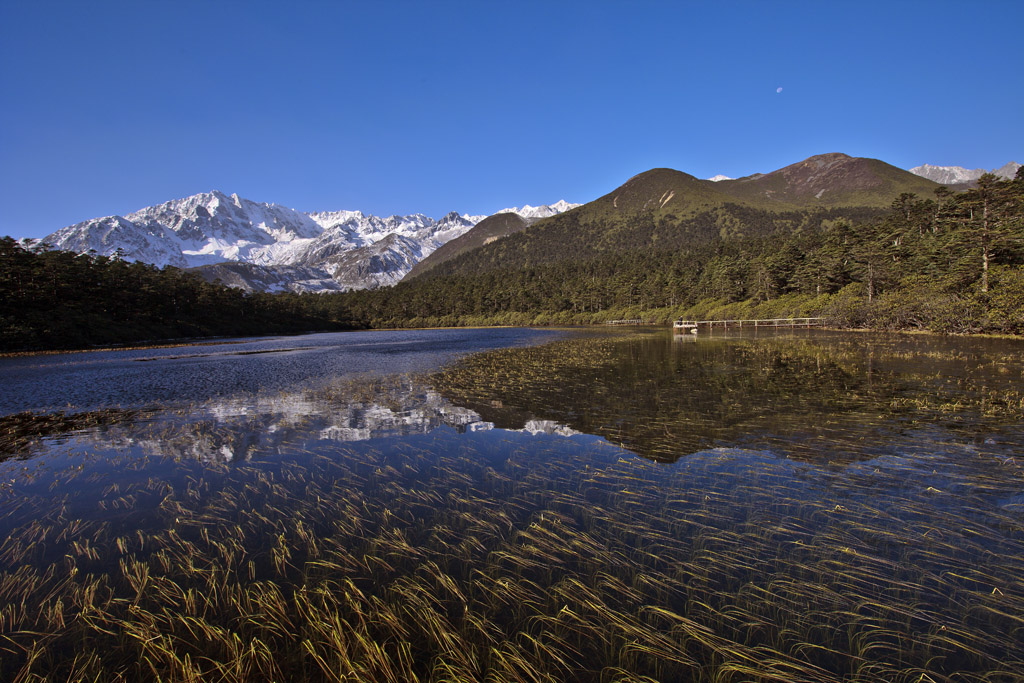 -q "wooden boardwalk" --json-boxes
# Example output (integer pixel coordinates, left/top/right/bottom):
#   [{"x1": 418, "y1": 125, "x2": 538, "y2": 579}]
[
  {"x1": 674, "y1": 317, "x2": 825, "y2": 332},
  {"x1": 605, "y1": 317, "x2": 827, "y2": 330}
]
